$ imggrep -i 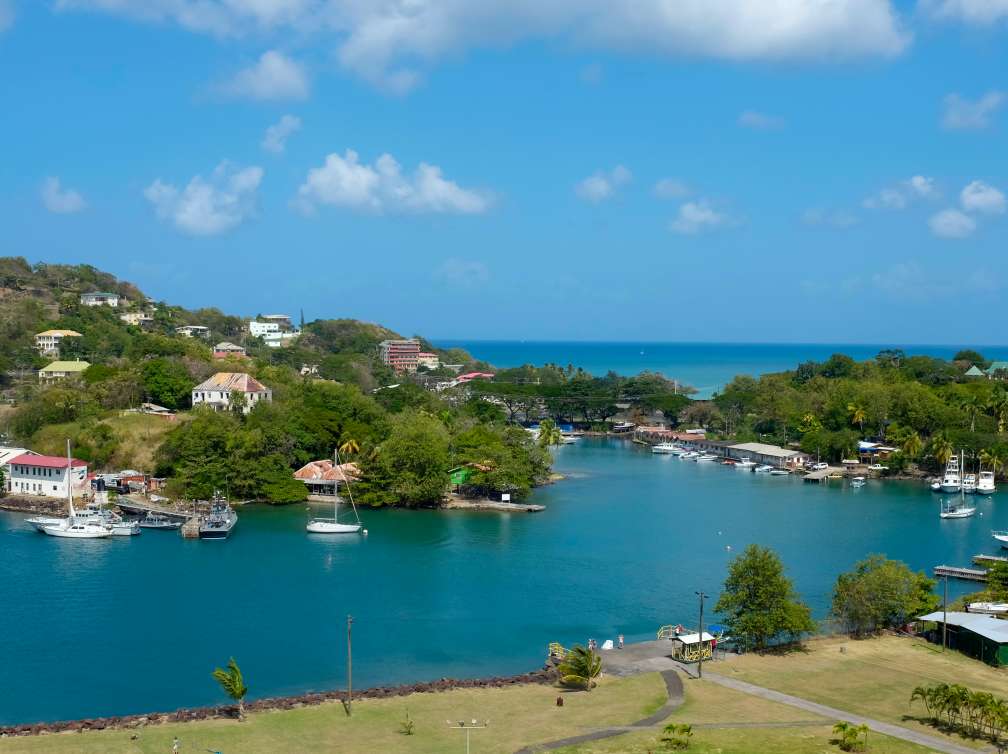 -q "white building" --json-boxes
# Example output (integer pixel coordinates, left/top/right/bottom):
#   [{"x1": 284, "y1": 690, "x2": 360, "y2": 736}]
[
  {"x1": 417, "y1": 352, "x2": 440, "y2": 370},
  {"x1": 7, "y1": 453, "x2": 88, "y2": 498},
  {"x1": 38, "y1": 360, "x2": 90, "y2": 384},
  {"x1": 249, "y1": 321, "x2": 280, "y2": 337},
  {"x1": 176, "y1": 325, "x2": 210, "y2": 339},
  {"x1": 35, "y1": 329, "x2": 82, "y2": 356},
  {"x1": 120, "y1": 311, "x2": 155, "y2": 328},
  {"x1": 80, "y1": 292, "x2": 120, "y2": 308},
  {"x1": 0, "y1": 447, "x2": 37, "y2": 492},
  {"x1": 263, "y1": 330, "x2": 300, "y2": 348},
  {"x1": 191, "y1": 372, "x2": 272, "y2": 414},
  {"x1": 261, "y1": 314, "x2": 293, "y2": 328}
]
